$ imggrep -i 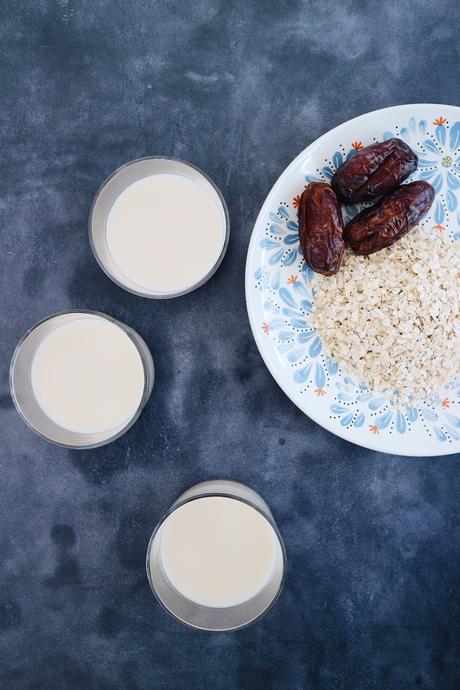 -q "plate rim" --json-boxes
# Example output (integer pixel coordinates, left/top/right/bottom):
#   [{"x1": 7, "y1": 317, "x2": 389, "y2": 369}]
[{"x1": 245, "y1": 103, "x2": 460, "y2": 457}]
